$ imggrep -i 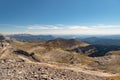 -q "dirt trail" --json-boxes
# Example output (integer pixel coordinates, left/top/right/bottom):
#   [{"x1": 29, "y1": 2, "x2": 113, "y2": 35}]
[
  {"x1": 27, "y1": 62, "x2": 119, "y2": 77},
  {"x1": 17, "y1": 55, "x2": 32, "y2": 62},
  {"x1": 67, "y1": 65, "x2": 119, "y2": 77}
]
